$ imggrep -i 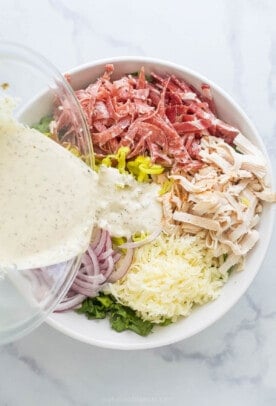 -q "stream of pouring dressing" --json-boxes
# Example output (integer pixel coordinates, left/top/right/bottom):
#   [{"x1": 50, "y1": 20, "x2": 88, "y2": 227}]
[
  {"x1": 0, "y1": 98, "x2": 162, "y2": 274},
  {"x1": 0, "y1": 98, "x2": 97, "y2": 271}
]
